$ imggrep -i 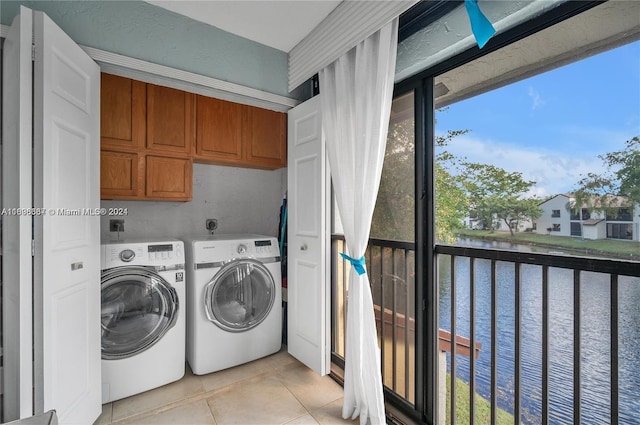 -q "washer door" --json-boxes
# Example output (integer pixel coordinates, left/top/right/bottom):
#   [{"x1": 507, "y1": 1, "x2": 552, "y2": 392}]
[
  {"x1": 204, "y1": 259, "x2": 276, "y2": 332},
  {"x1": 101, "y1": 266, "x2": 178, "y2": 360}
]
